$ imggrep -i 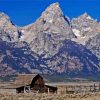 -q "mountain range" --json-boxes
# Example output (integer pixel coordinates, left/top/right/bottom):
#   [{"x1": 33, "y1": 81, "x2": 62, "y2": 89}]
[{"x1": 0, "y1": 3, "x2": 100, "y2": 80}]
